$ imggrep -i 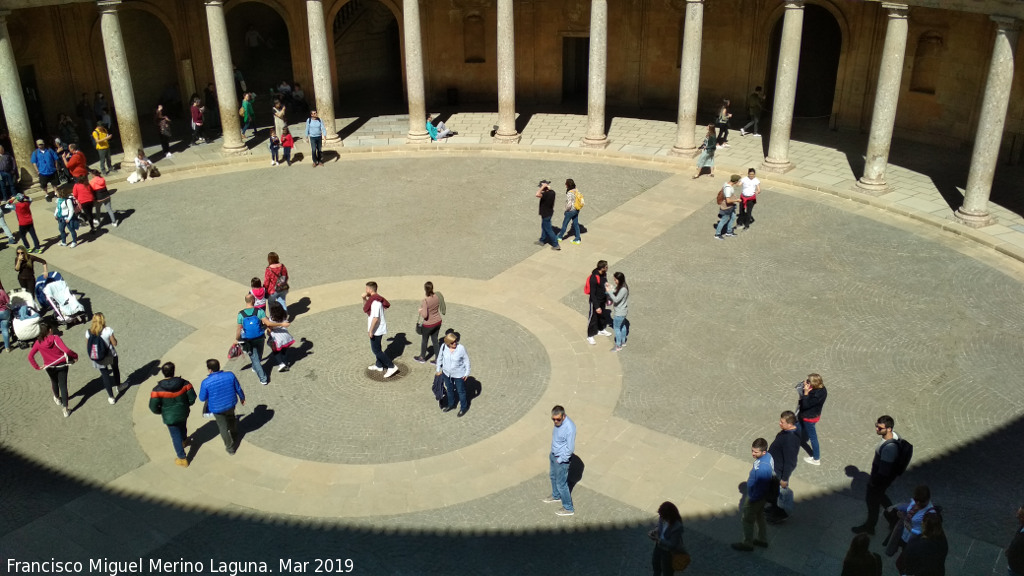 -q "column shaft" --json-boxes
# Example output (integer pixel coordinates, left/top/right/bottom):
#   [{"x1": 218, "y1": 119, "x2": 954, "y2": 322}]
[
  {"x1": 856, "y1": 3, "x2": 909, "y2": 194},
  {"x1": 956, "y1": 16, "x2": 1020, "y2": 227},
  {"x1": 494, "y1": 0, "x2": 519, "y2": 143},
  {"x1": 762, "y1": 0, "x2": 804, "y2": 173},
  {"x1": 403, "y1": 0, "x2": 430, "y2": 143},
  {"x1": 307, "y1": 0, "x2": 340, "y2": 145},
  {"x1": 582, "y1": 0, "x2": 608, "y2": 148},
  {"x1": 0, "y1": 11, "x2": 33, "y2": 185},
  {"x1": 98, "y1": 1, "x2": 142, "y2": 168},
  {"x1": 205, "y1": 1, "x2": 245, "y2": 153},
  {"x1": 670, "y1": 0, "x2": 703, "y2": 157}
]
